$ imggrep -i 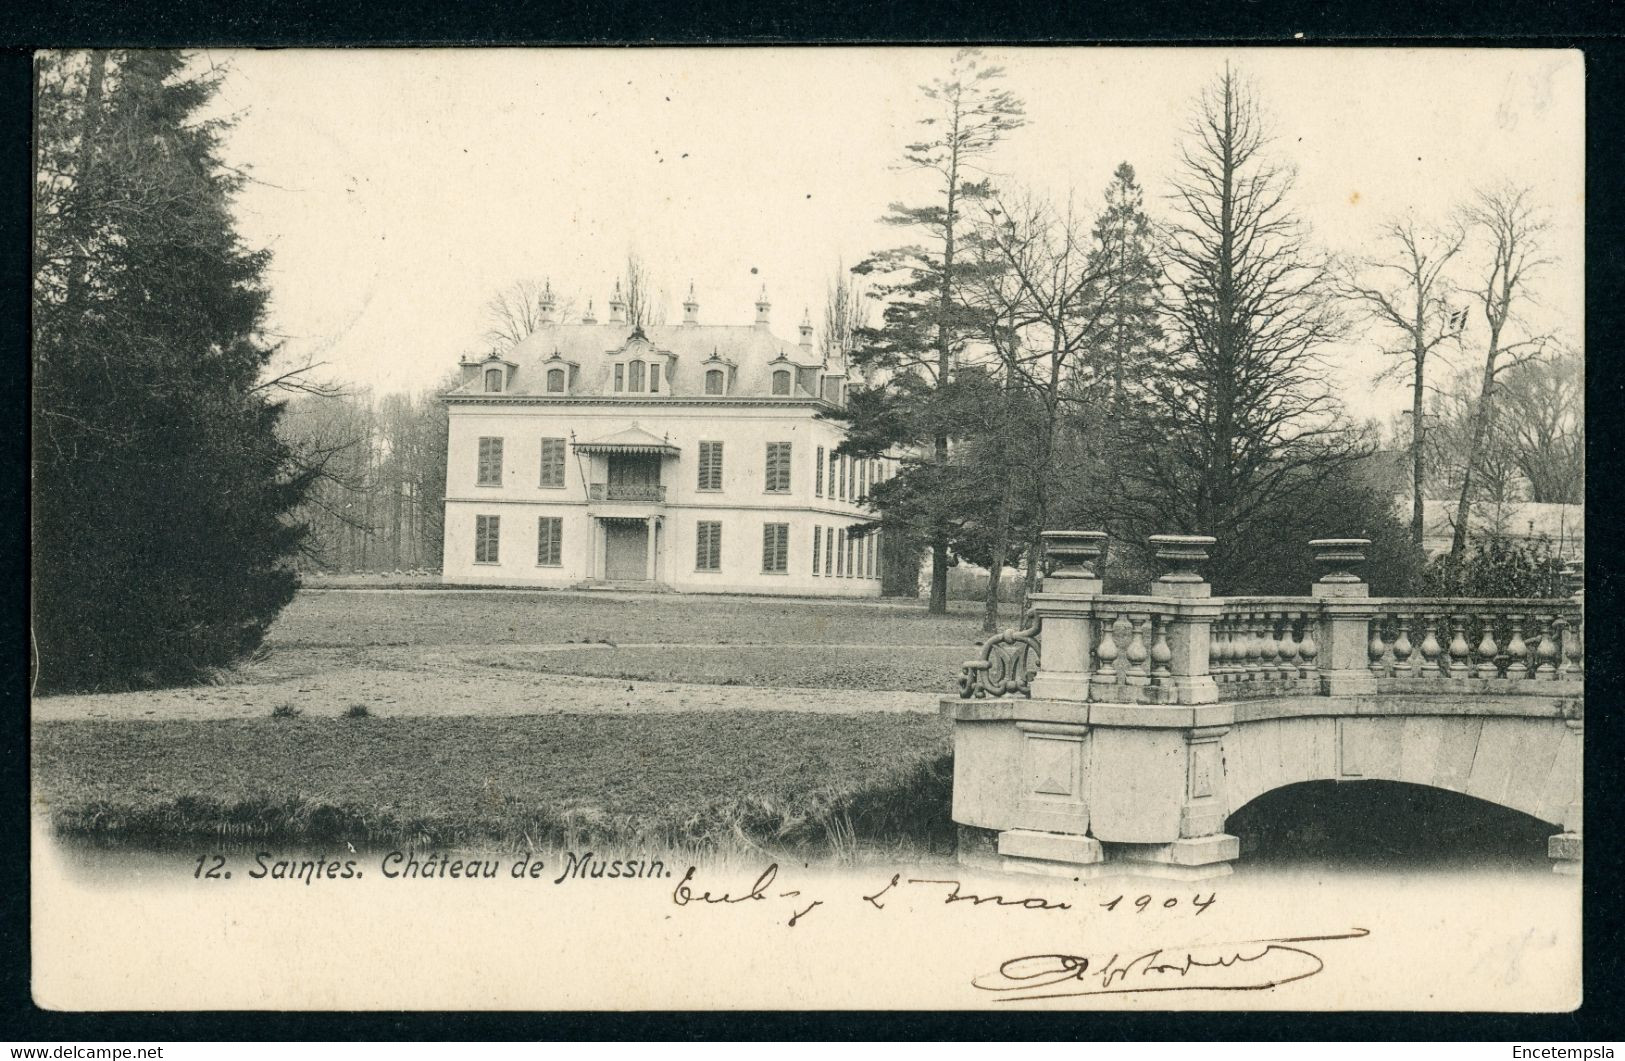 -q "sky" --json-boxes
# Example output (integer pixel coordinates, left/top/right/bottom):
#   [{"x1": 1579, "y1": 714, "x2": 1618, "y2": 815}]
[{"x1": 202, "y1": 46, "x2": 1584, "y2": 421}]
